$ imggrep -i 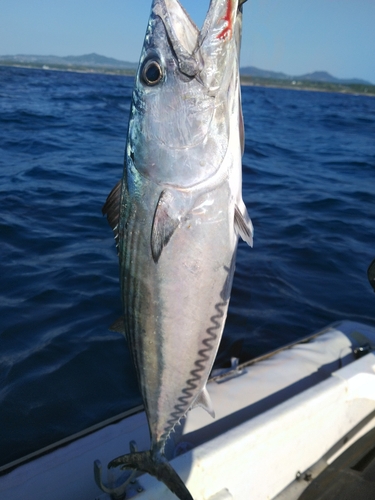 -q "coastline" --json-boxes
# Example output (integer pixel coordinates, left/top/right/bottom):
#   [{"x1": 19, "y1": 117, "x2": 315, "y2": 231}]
[
  {"x1": 240, "y1": 75, "x2": 375, "y2": 97},
  {"x1": 1, "y1": 61, "x2": 374, "y2": 97}
]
